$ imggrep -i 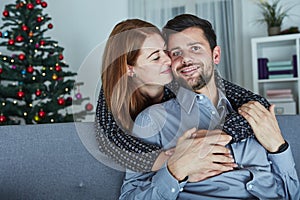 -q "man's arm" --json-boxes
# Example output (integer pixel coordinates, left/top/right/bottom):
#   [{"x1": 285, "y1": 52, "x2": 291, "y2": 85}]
[{"x1": 239, "y1": 101, "x2": 300, "y2": 198}]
